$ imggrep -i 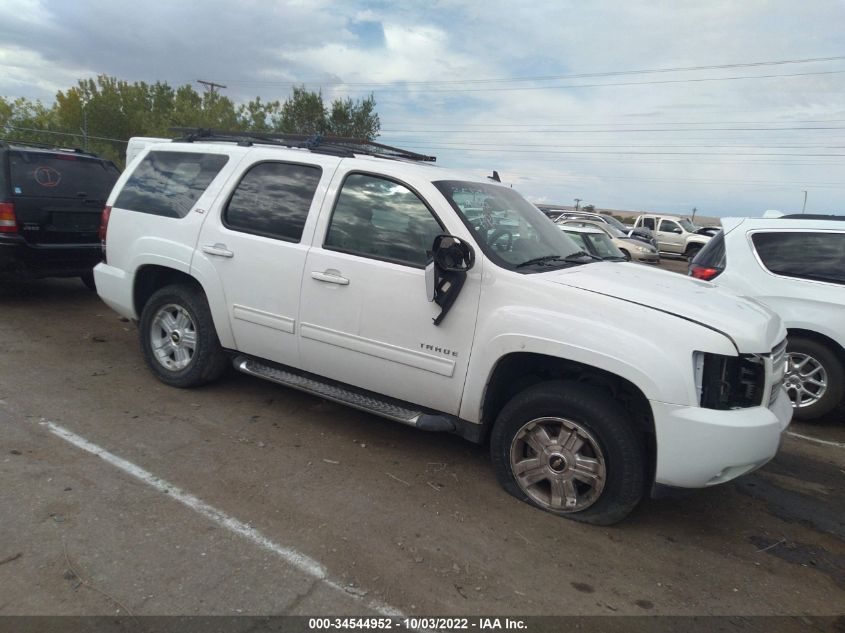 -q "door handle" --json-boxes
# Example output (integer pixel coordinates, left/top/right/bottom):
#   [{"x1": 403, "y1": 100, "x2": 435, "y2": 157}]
[
  {"x1": 202, "y1": 243, "x2": 234, "y2": 258},
  {"x1": 311, "y1": 271, "x2": 349, "y2": 285}
]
